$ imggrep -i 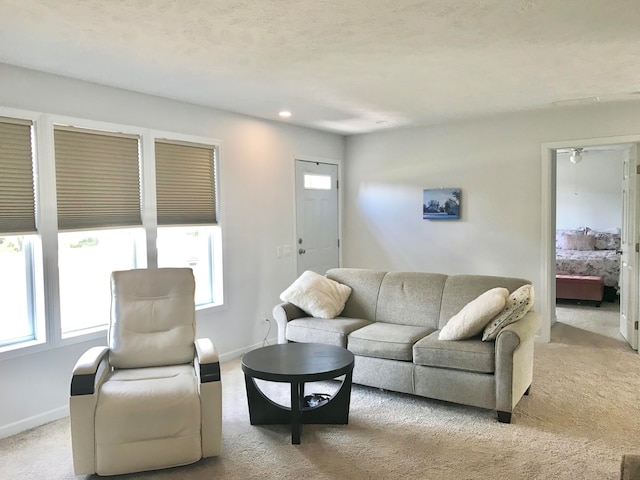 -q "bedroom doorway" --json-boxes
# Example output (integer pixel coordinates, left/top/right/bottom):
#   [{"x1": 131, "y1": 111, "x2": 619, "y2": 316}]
[{"x1": 545, "y1": 138, "x2": 639, "y2": 350}]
